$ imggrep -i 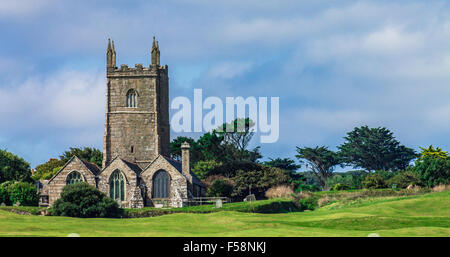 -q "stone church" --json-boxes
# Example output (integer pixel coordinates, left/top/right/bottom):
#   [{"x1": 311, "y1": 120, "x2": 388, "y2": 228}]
[{"x1": 39, "y1": 38, "x2": 205, "y2": 208}]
